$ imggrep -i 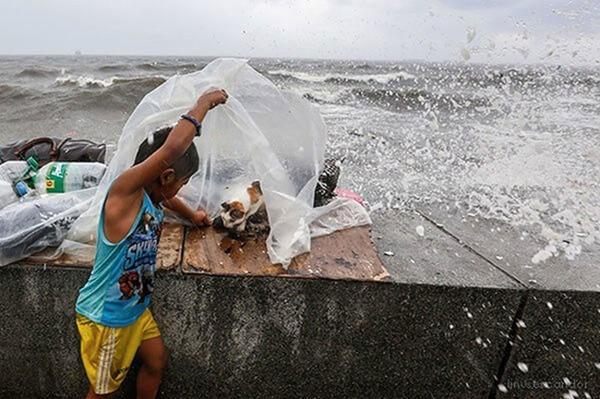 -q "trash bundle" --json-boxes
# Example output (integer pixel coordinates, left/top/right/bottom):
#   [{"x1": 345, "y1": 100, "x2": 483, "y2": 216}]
[
  {"x1": 66, "y1": 58, "x2": 369, "y2": 265},
  {"x1": 0, "y1": 188, "x2": 95, "y2": 266},
  {"x1": 0, "y1": 153, "x2": 105, "y2": 266}
]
